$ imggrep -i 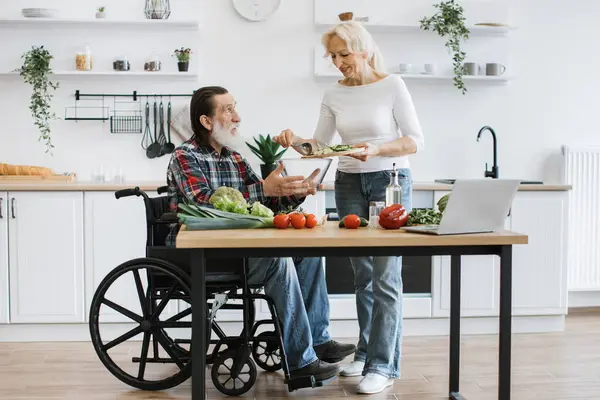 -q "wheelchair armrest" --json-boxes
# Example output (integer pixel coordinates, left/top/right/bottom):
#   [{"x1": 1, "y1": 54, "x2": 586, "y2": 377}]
[{"x1": 159, "y1": 212, "x2": 179, "y2": 223}]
